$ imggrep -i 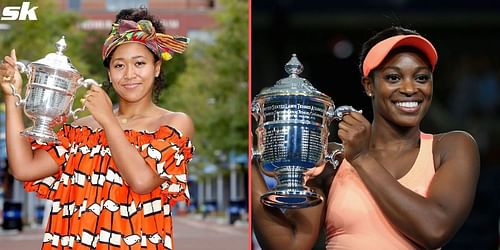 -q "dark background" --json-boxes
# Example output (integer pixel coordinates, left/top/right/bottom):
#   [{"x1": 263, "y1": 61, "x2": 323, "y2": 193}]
[{"x1": 252, "y1": 0, "x2": 500, "y2": 248}]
